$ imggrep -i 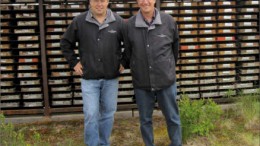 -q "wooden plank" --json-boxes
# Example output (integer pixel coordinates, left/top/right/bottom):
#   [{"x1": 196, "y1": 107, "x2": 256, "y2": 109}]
[
  {"x1": 118, "y1": 90, "x2": 134, "y2": 96},
  {"x1": 119, "y1": 76, "x2": 132, "y2": 81},
  {"x1": 117, "y1": 97, "x2": 134, "y2": 103},
  {"x1": 119, "y1": 83, "x2": 133, "y2": 88}
]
